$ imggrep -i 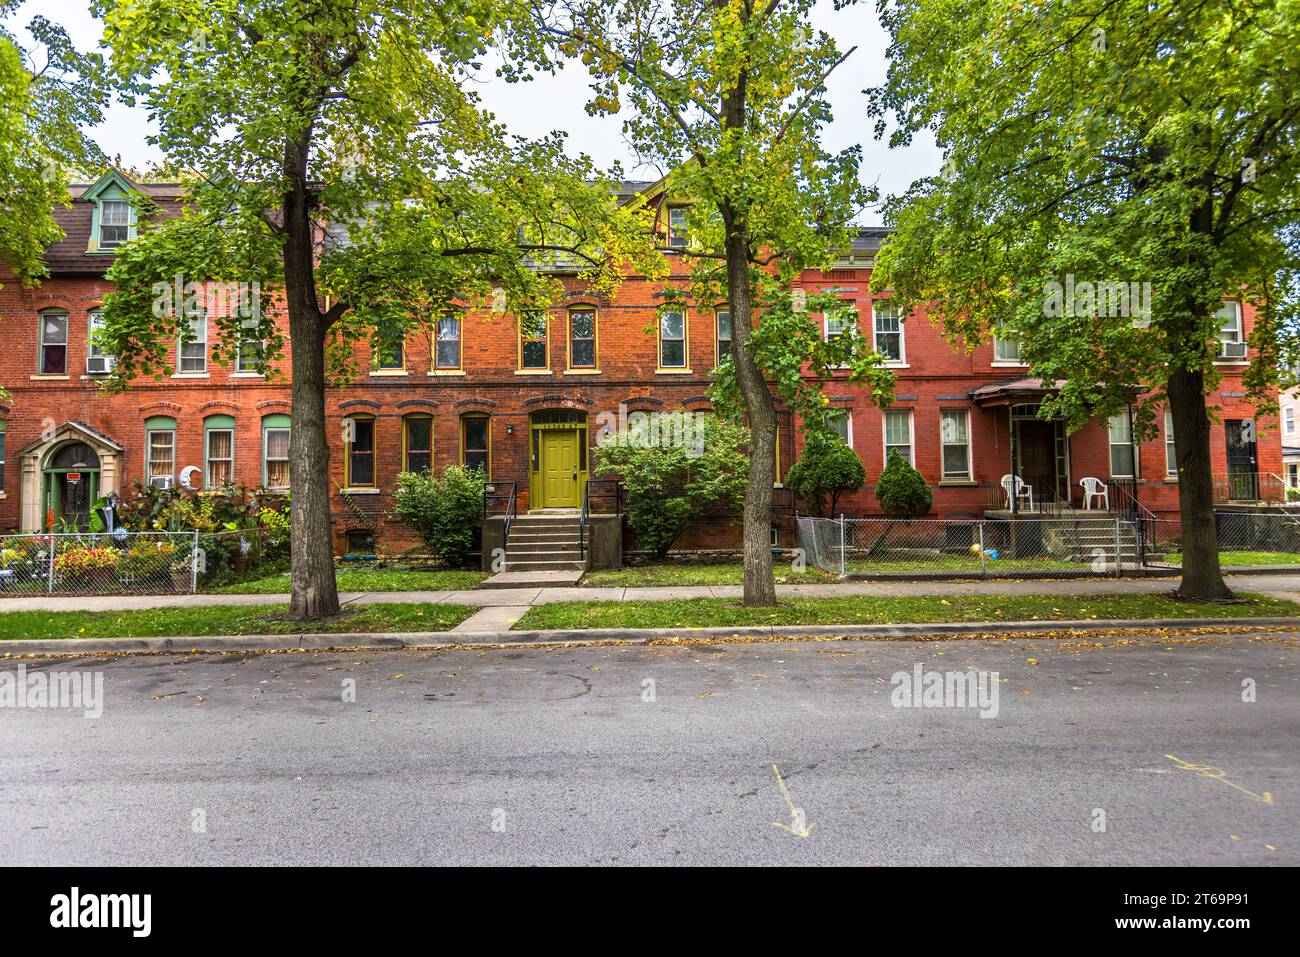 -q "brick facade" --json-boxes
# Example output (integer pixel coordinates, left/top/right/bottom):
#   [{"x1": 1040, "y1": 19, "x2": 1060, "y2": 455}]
[{"x1": 0, "y1": 181, "x2": 1282, "y2": 553}]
